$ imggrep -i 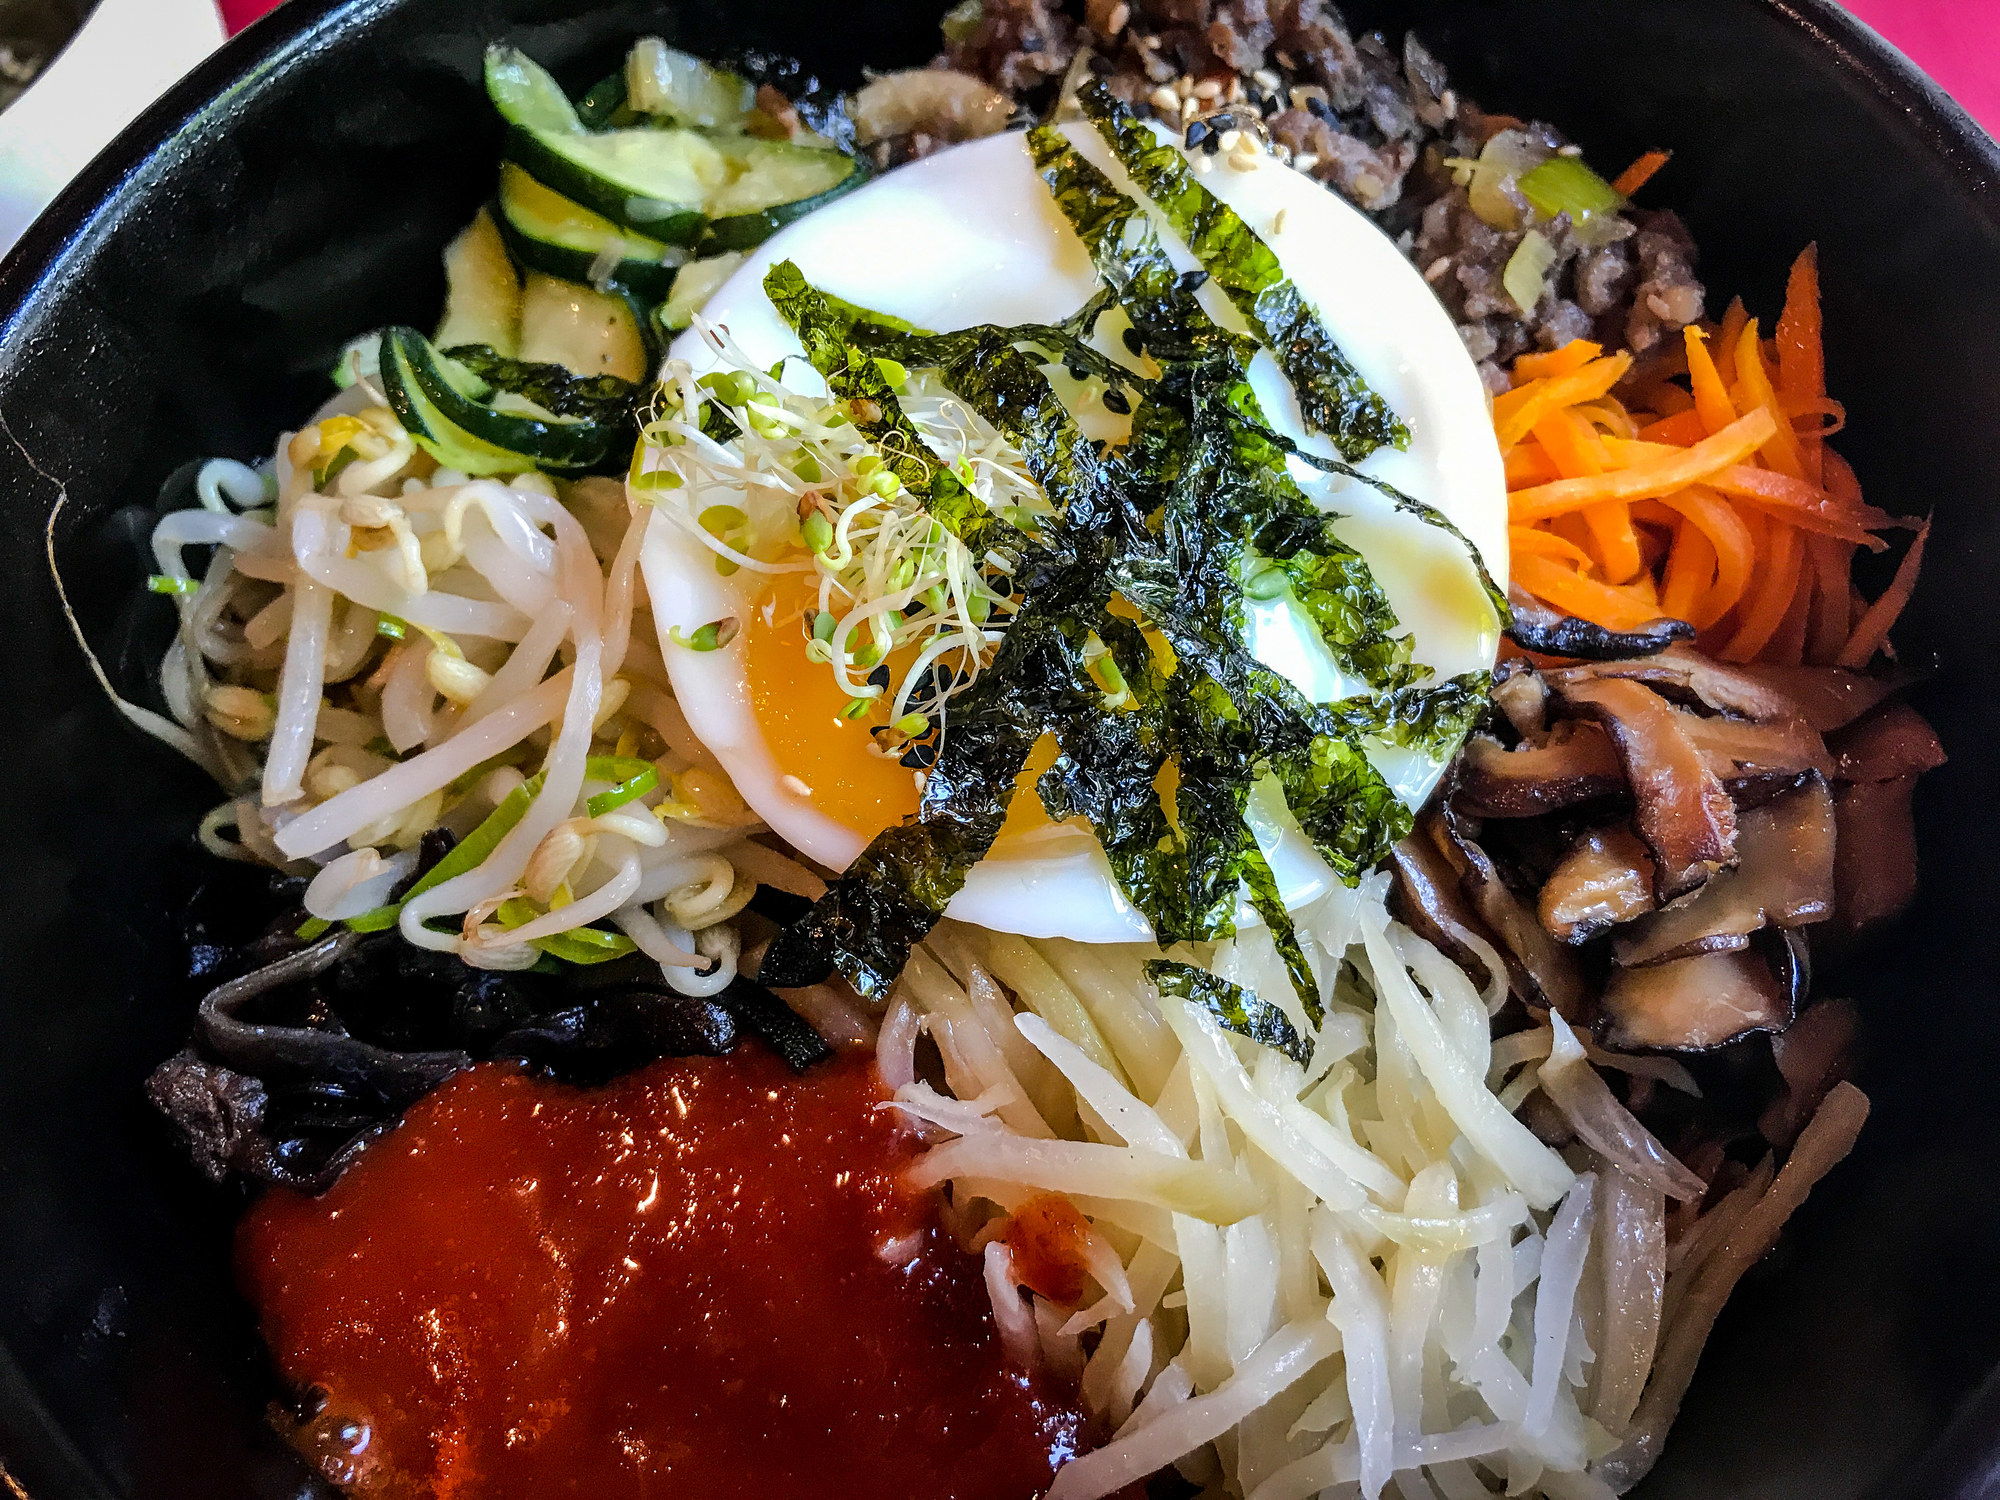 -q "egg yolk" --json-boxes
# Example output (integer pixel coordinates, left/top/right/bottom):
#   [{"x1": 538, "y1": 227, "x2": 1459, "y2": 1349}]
[{"x1": 744, "y1": 574, "x2": 1065, "y2": 845}]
